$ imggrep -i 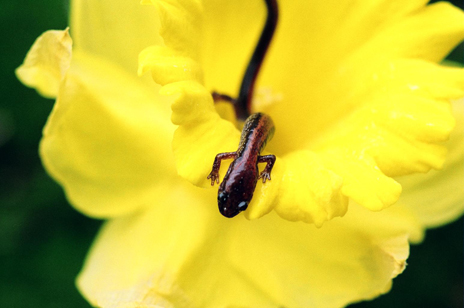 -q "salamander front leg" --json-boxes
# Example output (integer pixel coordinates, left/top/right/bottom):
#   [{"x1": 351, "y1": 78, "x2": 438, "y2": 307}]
[
  {"x1": 257, "y1": 154, "x2": 276, "y2": 183},
  {"x1": 207, "y1": 152, "x2": 237, "y2": 185}
]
